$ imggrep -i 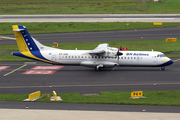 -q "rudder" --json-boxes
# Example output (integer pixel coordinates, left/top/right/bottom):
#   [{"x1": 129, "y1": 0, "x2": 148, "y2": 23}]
[{"x1": 12, "y1": 25, "x2": 40, "y2": 52}]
